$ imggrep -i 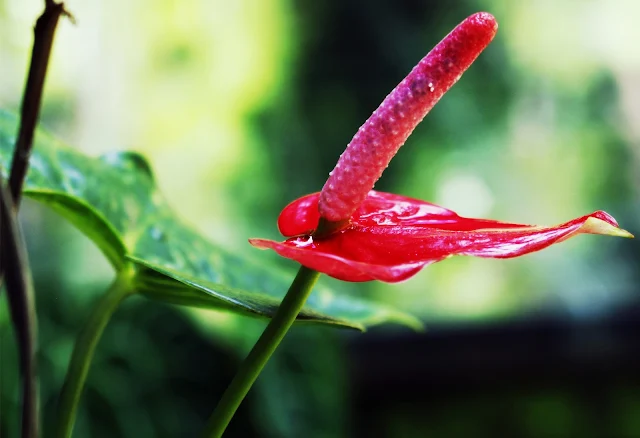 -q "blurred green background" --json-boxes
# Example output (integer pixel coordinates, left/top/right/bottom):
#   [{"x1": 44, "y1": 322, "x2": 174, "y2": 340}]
[{"x1": 1, "y1": 0, "x2": 640, "y2": 437}]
